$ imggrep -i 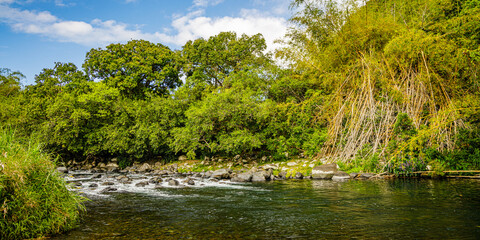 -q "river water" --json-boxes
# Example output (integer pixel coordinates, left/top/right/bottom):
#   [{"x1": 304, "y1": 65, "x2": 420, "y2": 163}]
[{"x1": 54, "y1": 172, "x2": 480, "y2": 239}]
